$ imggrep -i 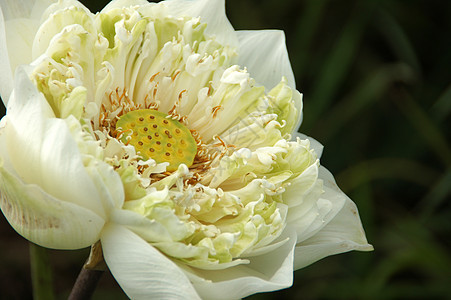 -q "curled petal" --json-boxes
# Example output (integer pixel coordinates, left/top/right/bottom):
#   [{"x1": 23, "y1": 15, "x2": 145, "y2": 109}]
[
  {"x1": 32, "y1": 1, "x2": 95, "y2": 59},
  {"x1": 294, "y1": 132, "x2": 324, "y2": 158},
  {"x1": 39, "y1": 0, "x2": 91, "y2": 20},
  {"x1": 101, "y1": 224, "x2": 200, "y2": 300}
]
